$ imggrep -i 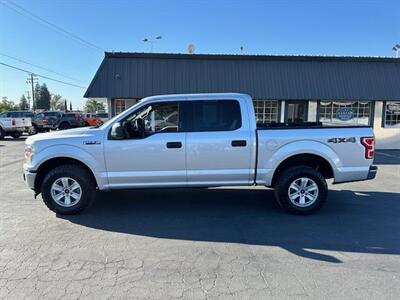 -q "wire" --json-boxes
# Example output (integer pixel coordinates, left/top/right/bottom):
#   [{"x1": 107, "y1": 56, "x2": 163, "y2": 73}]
[
  {"x1": 0, "y1": 0, "x2": 105, "y2": 53},
  {"x1": 0, "y1": 52, "x2": 88, "y2": 84},
  {"x1": 0, "y1": 62, "x2": 87, "y2": 89}
]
